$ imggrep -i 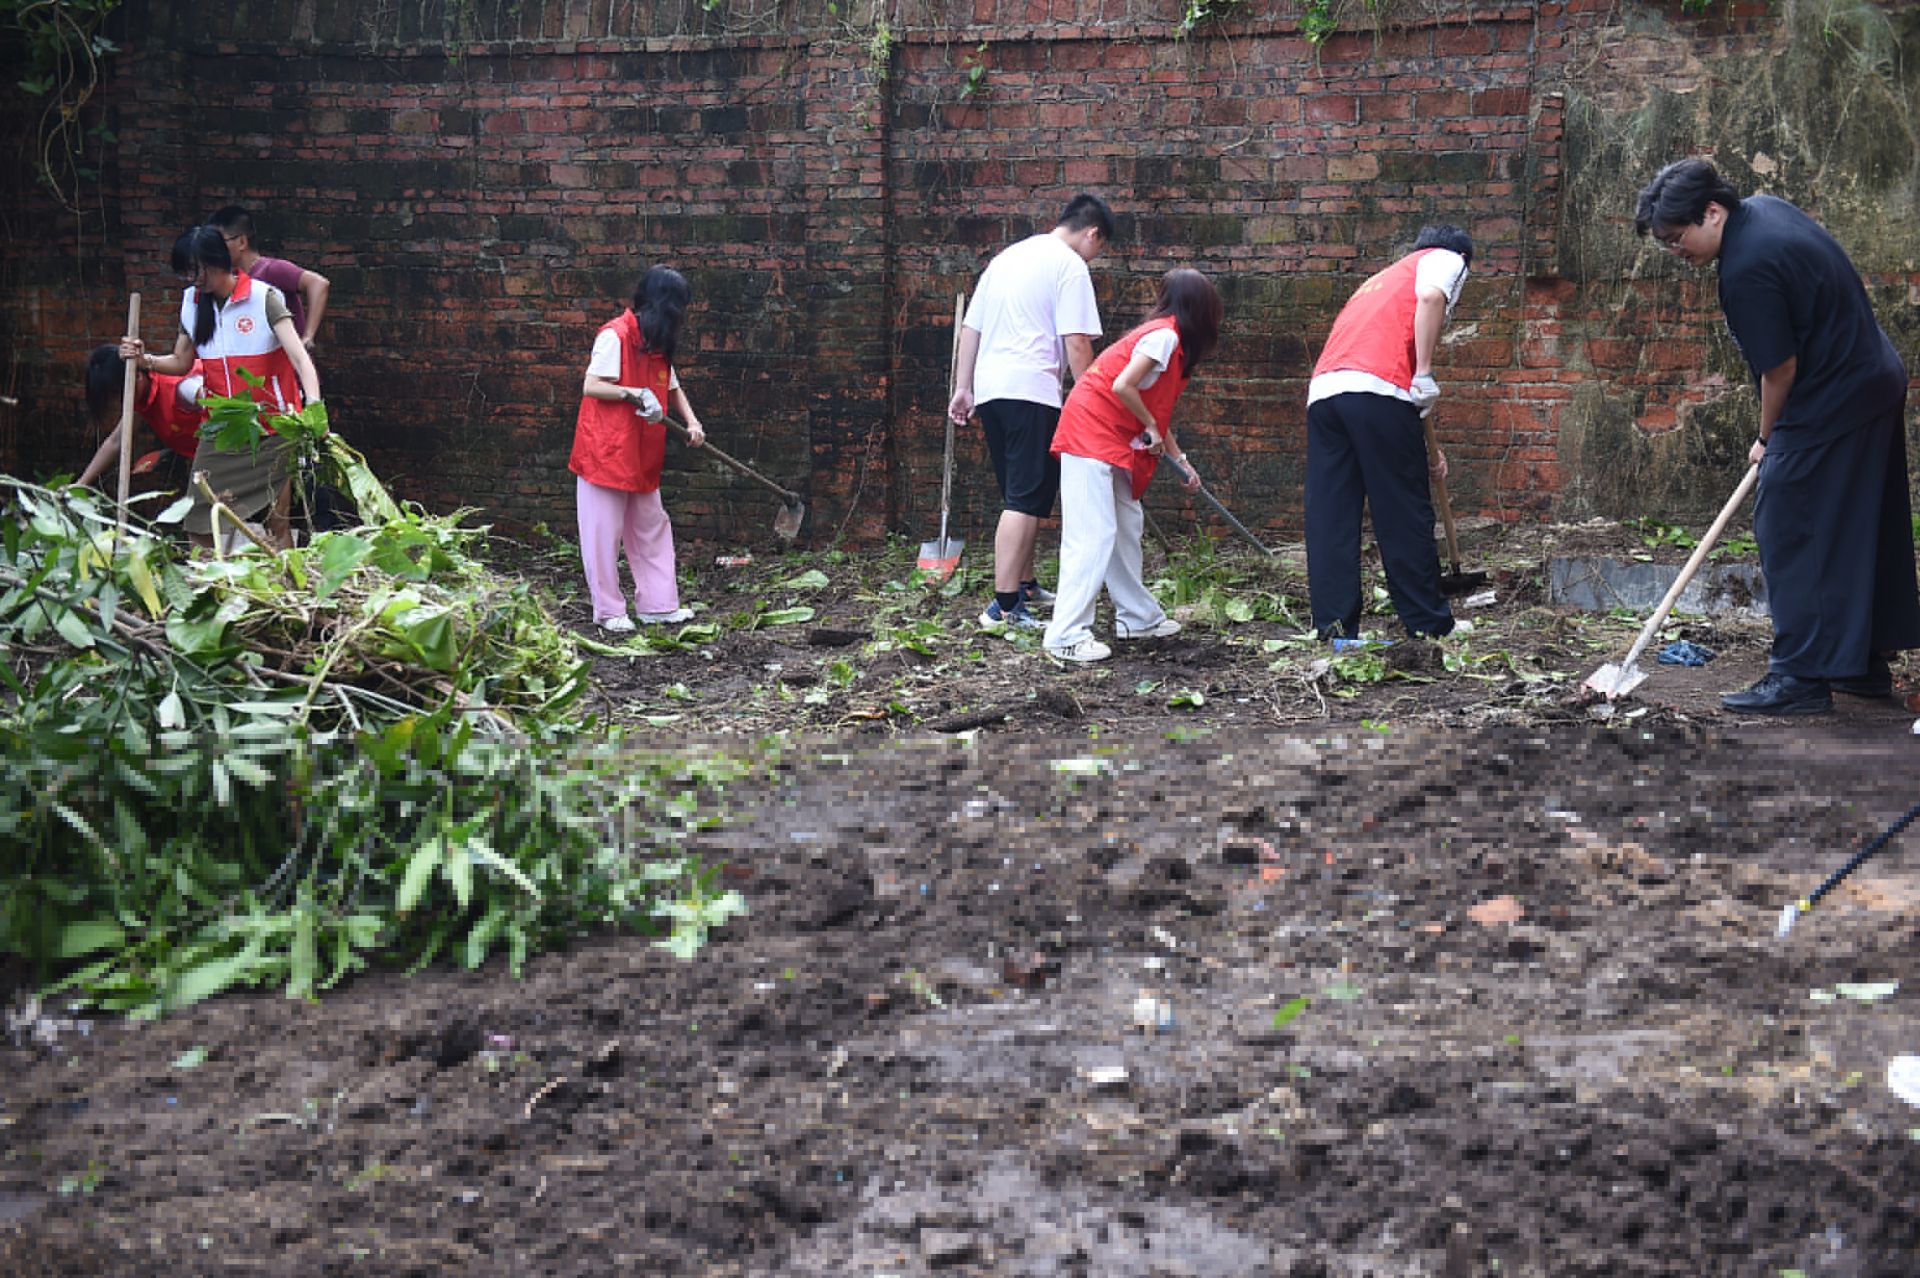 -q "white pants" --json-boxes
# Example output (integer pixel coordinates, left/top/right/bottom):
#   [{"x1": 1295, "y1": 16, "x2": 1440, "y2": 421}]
[{"x1": 1044, "y1": 452, "x2": 1168, "y2": 650}]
